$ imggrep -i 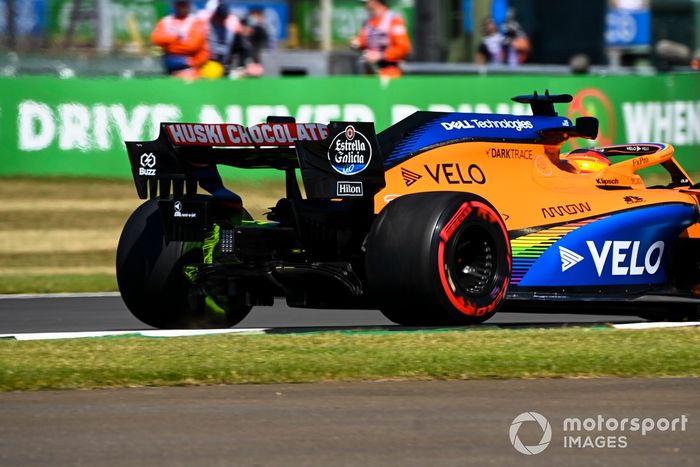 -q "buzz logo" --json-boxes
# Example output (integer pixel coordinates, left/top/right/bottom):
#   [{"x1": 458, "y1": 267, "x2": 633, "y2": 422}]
[
  {"x1": 586, "y1": 240, "x2": 665, "y2": 277},
  {"x1": 139, "y1": 152, "x2": 156, "y2": 176}
]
